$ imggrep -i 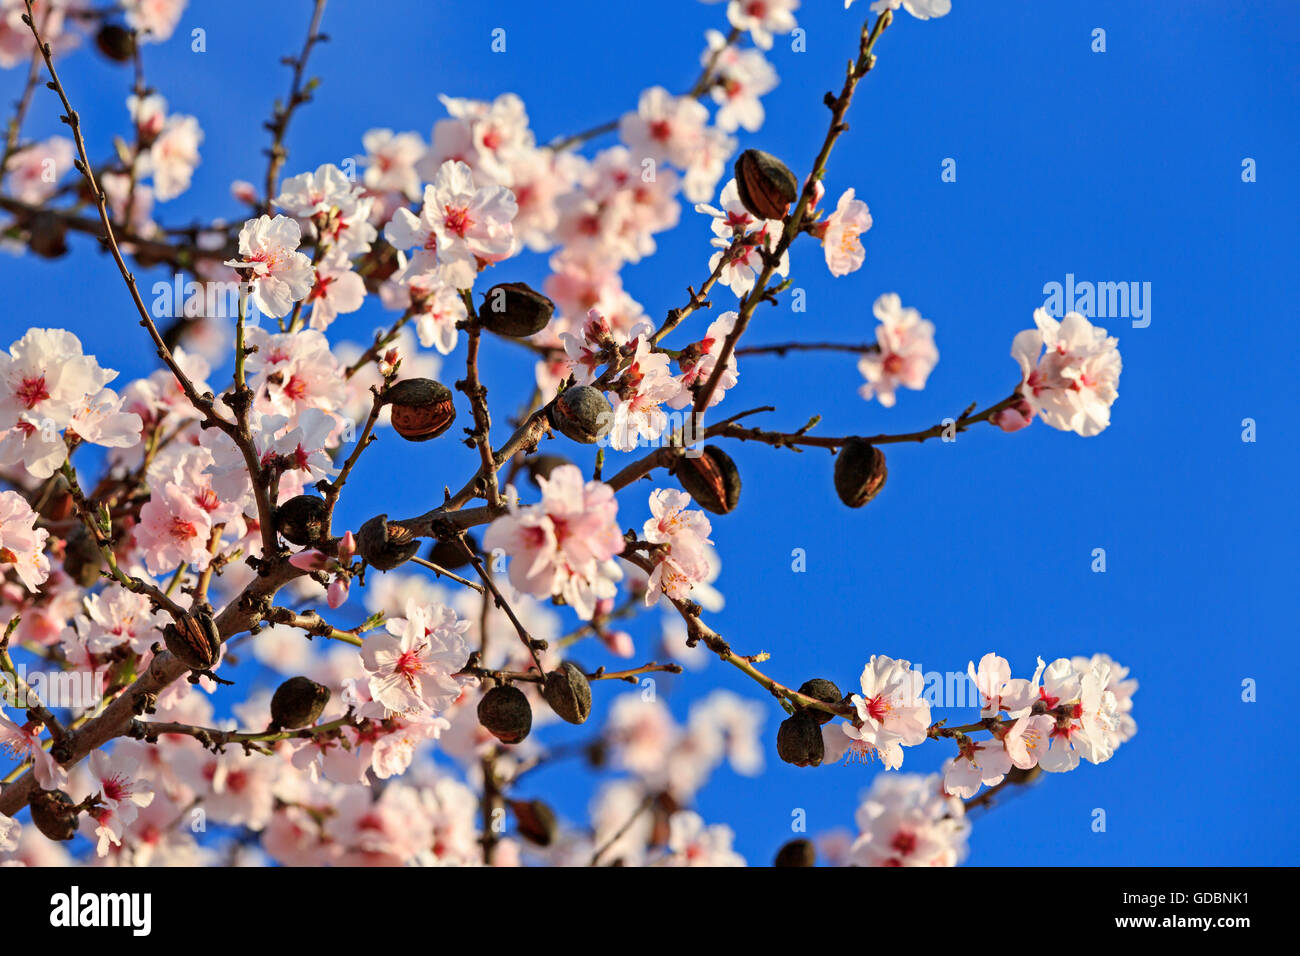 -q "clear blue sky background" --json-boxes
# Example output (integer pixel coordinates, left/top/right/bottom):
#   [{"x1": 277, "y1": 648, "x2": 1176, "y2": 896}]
[{"x1": 3, "y1": 0, "x2": 1297, "y2": 865}]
